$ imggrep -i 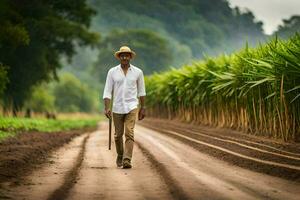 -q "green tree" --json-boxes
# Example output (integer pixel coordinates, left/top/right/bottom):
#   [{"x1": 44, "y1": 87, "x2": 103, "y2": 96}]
[
  {"x1": 0, "y1": 0, "x2": 99, "y2": 115},
  {"x1": 0, "y1": 0, "x2": 30, "y2": 48},
  {"x1": 0, "y1": 0, "x2": 28, "y2": 102},
  {"x1": 0, "y1": 64, "x2": 9, "y2": 96},
  {"x1": 275, "y1": 15, "x2": 300, "y2": 39},
  {"x1": 24, "y1": 84, "x2": 55, "y2": 113},
  {"x1": 89, "y1": 0, "x2": 265, "y2": 59},
  {"x1": 53, "y1": 73, "x2": 94, "y2": 112},
  {"x1": 93, "y1": 29, "x2": 173, "y2": 82}
]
